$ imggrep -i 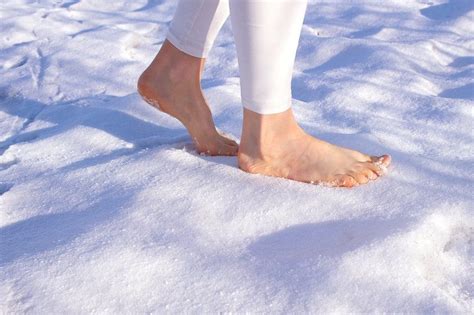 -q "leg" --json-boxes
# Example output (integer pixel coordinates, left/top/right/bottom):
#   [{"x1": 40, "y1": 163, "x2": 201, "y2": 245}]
[
  {"x1": 230, "y1": 0, "x2": 390, "y2": 187},
  {"x1": 138, "y1": 0, "x2": 238, "y2": 156}
]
